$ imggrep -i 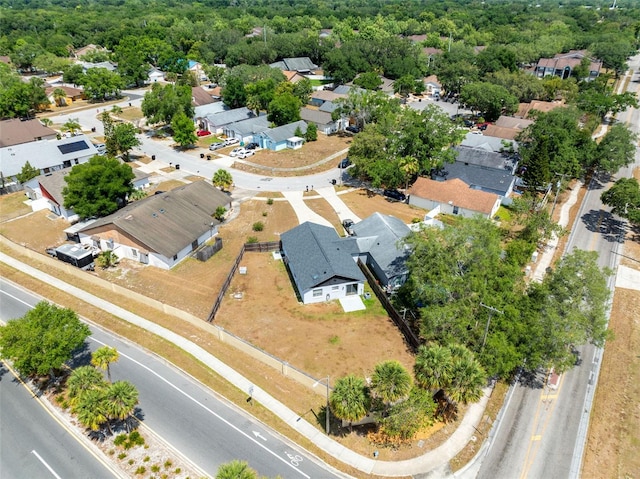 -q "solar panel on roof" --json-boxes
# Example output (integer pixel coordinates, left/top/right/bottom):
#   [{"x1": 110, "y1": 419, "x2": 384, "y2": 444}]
[{"x1": 57, "y1": 141, "x2": 90, "y2": 154}]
